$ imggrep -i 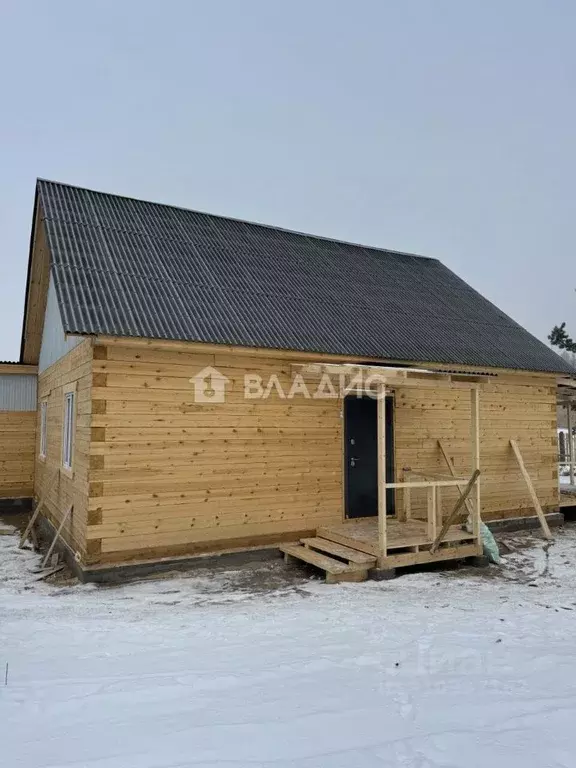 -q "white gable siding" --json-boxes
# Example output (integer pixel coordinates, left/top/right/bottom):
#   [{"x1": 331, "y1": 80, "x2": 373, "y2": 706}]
[
  {"x1": 39, "y1": 272, "x2": 83, "y2": 373},
  {"x1": 0, "y1": 375, "x2": 37, "y2": 410}
]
